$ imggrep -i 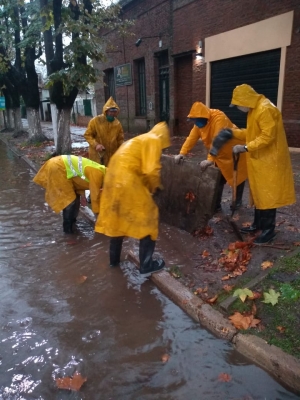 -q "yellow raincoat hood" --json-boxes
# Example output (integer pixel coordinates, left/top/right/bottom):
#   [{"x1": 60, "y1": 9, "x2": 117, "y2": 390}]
[
  {"x1": 149, "y1": 121, "x2": 171, "y2": 149},
  {"x1": 102, "y1": 96, "x2": 120, "y2": 116},
  {"x1": 230, "y1": 84, "x2": 261, "y2": 109},
  {"x1": 187, "y1": 102, "x2": 211, "y2": 119}
]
